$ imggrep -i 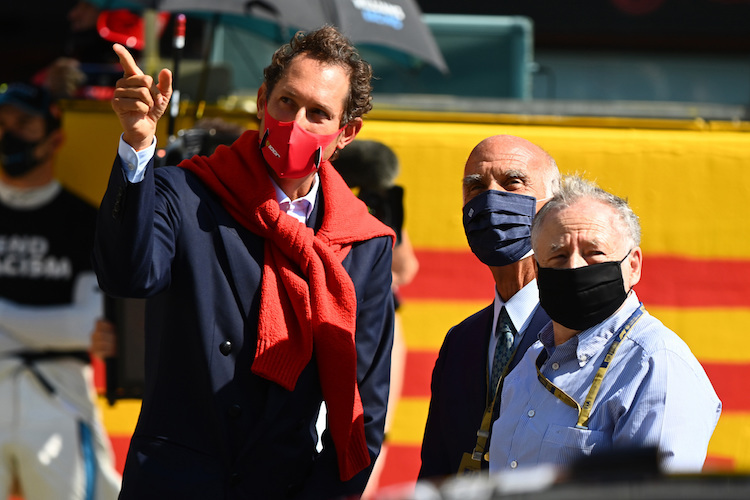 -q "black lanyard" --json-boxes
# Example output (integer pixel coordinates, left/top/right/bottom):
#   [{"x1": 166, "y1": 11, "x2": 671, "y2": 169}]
[{"x1": 535, "y1": 303, "x2": 645, "y2": 430}]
